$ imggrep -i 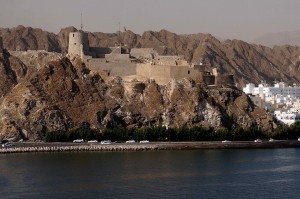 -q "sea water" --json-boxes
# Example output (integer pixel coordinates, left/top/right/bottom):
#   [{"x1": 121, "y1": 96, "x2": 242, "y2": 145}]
[{"x1": 1, "y1": 149, "x2": 300, "y2": 199}]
